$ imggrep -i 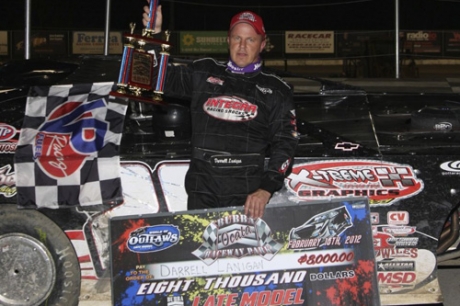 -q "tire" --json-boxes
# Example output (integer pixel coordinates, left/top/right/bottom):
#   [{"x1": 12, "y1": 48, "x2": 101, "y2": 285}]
[{"x1": 0, "y1": 204, "x2": 81, "y2": 306}]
